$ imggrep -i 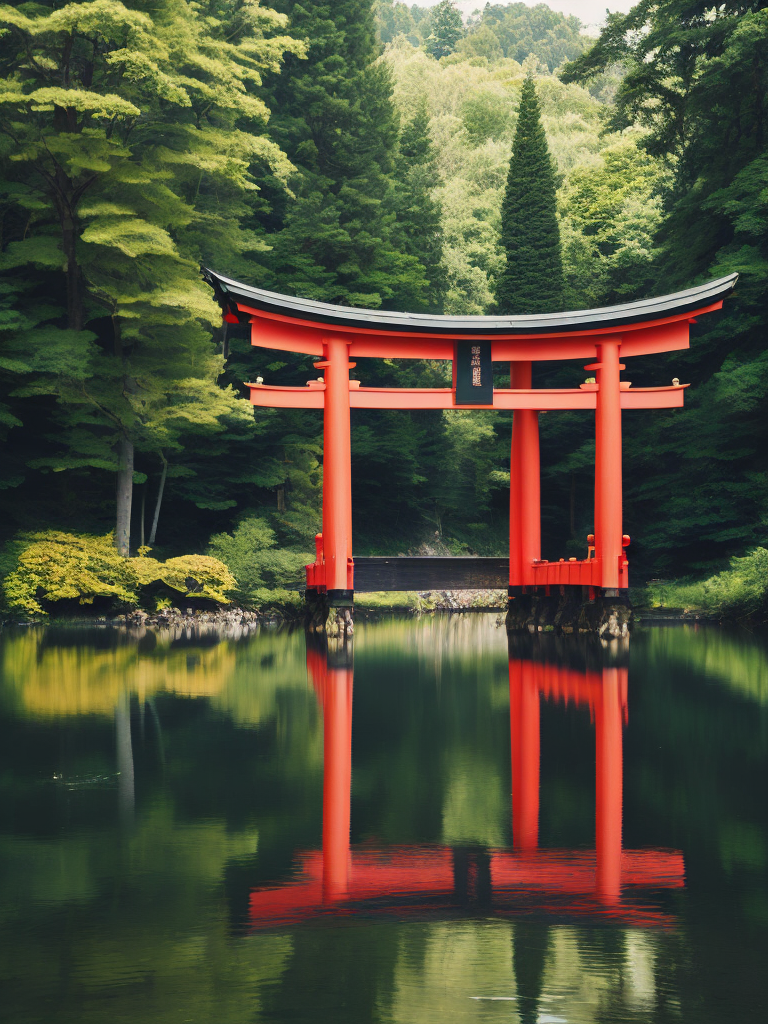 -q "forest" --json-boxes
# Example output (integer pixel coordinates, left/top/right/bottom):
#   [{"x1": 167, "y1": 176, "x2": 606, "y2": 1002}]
[{"x1": 0, "y1": 0, "x2": 766, "y2": 615}]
